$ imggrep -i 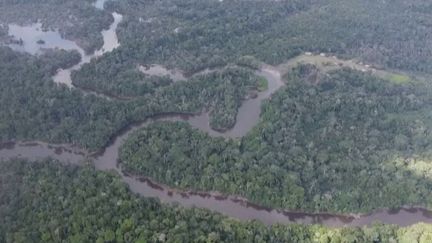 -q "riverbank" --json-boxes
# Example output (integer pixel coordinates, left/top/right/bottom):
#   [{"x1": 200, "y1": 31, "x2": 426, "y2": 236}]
[
  {"x1": 2, "y1": 61, "x2": 432, "y2": 227},
  {"x1": 2, "y1": 137, "x2": 432, "y2": 227}
]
